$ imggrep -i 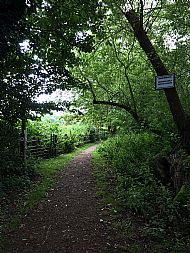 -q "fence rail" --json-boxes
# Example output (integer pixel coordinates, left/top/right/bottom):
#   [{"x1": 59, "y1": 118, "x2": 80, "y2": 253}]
[
  {"x1": 20, "y1": 130, "x2": 108, "y2": 159},
  {"x1": 26, "y1": 134, "x2": 57, "y2": 158}
]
